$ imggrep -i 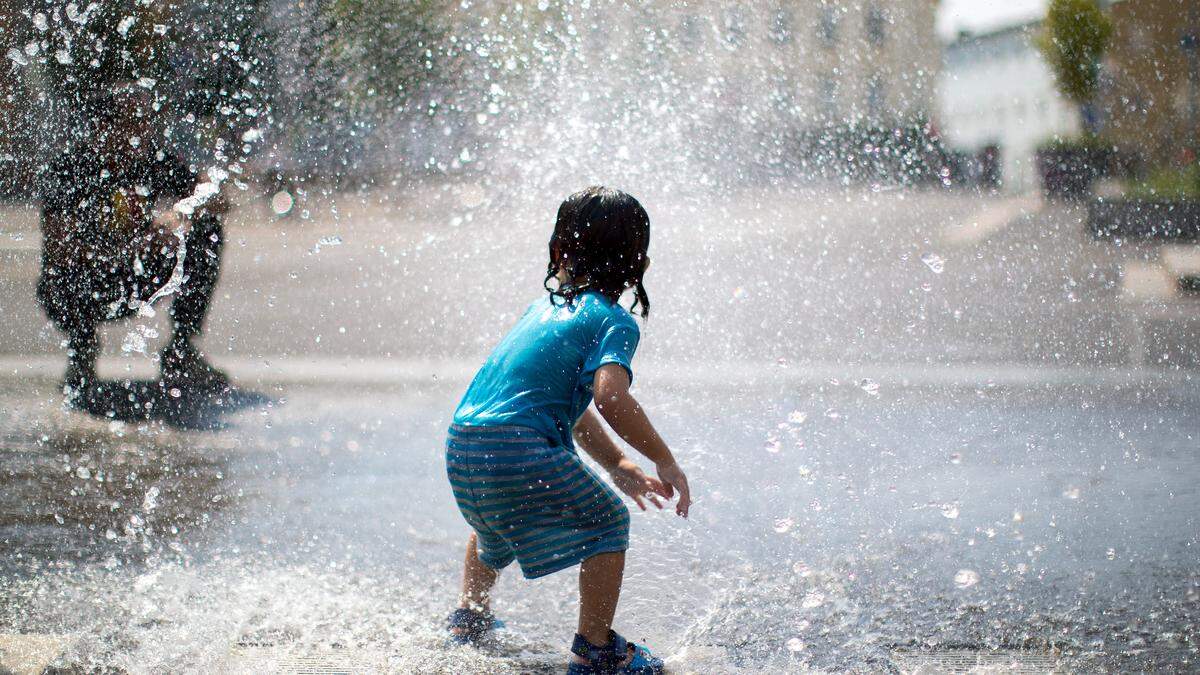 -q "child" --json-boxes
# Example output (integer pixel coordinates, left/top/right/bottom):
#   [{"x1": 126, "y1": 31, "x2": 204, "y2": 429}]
[{"x1": 444, "y1": 186, "x2": 692, "y2": 674}]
